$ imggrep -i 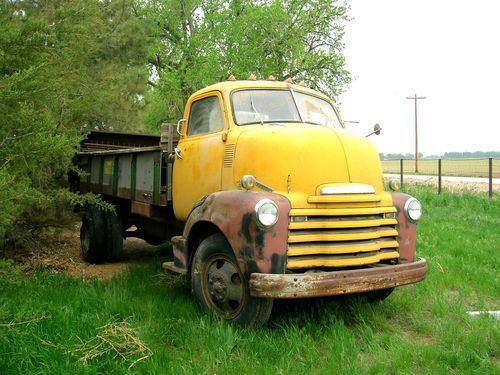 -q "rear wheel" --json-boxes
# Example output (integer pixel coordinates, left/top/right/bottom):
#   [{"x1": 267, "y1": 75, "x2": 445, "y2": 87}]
[
  {"x1": 105, "y1": 210, "x2": 123, "y2": 262},
  {"x1": 80, "y1": 206, "x2": 107, "y2": 264},
  {"x1": 191, "y1": 234, "x2": 273, "y2": 327}
]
